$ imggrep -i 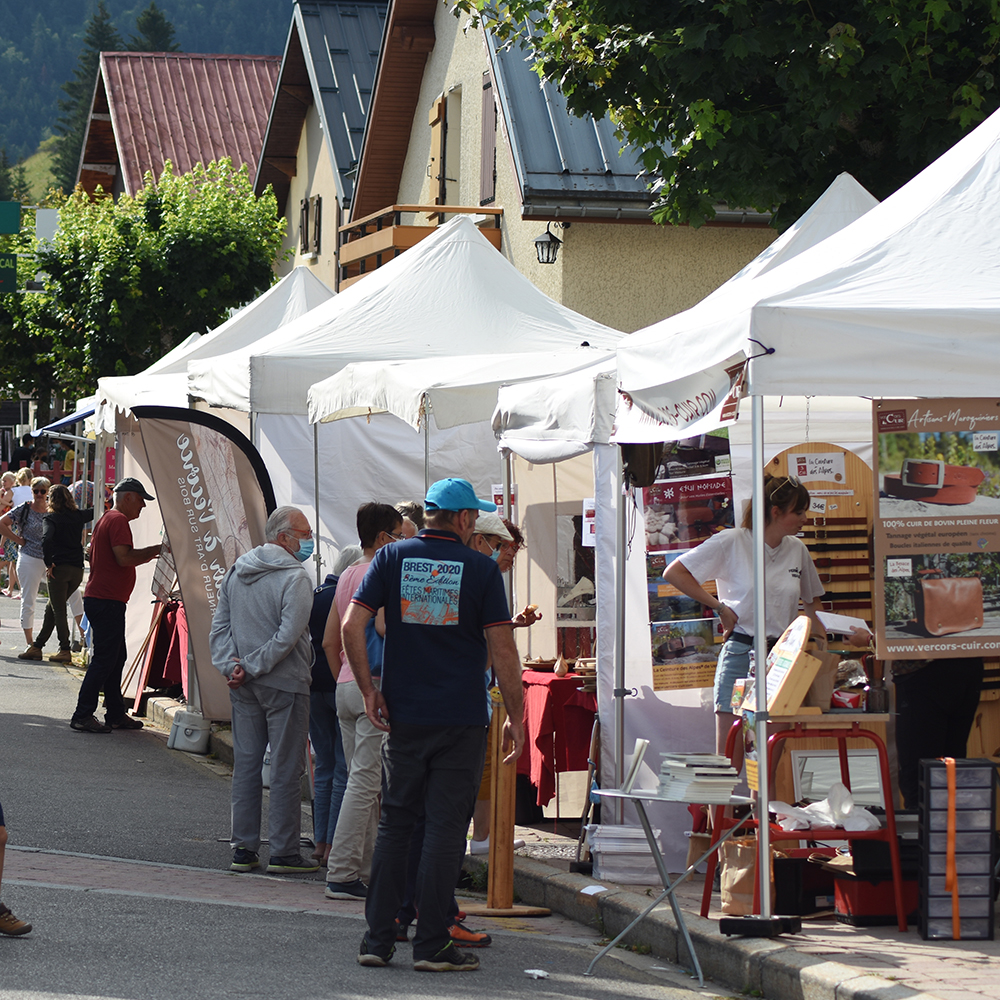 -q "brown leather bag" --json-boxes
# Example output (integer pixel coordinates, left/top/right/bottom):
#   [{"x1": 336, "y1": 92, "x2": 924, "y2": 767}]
[{"x1": 915, "y1": 571, "x2": 983, "y2": 636}]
